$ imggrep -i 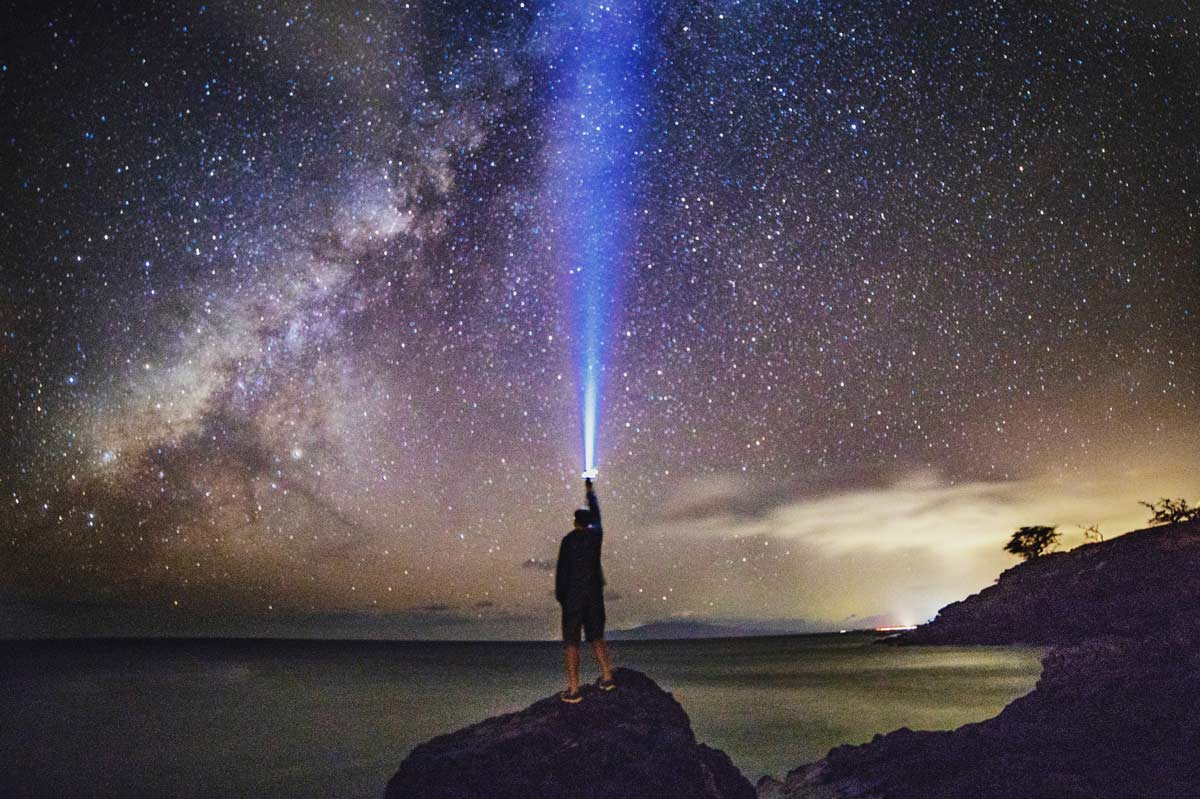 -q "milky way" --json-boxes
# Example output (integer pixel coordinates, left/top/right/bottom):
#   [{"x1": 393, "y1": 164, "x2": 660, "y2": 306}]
[{"x1": 1, "y1": 1, "x2": 1196, "y2": 639}]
